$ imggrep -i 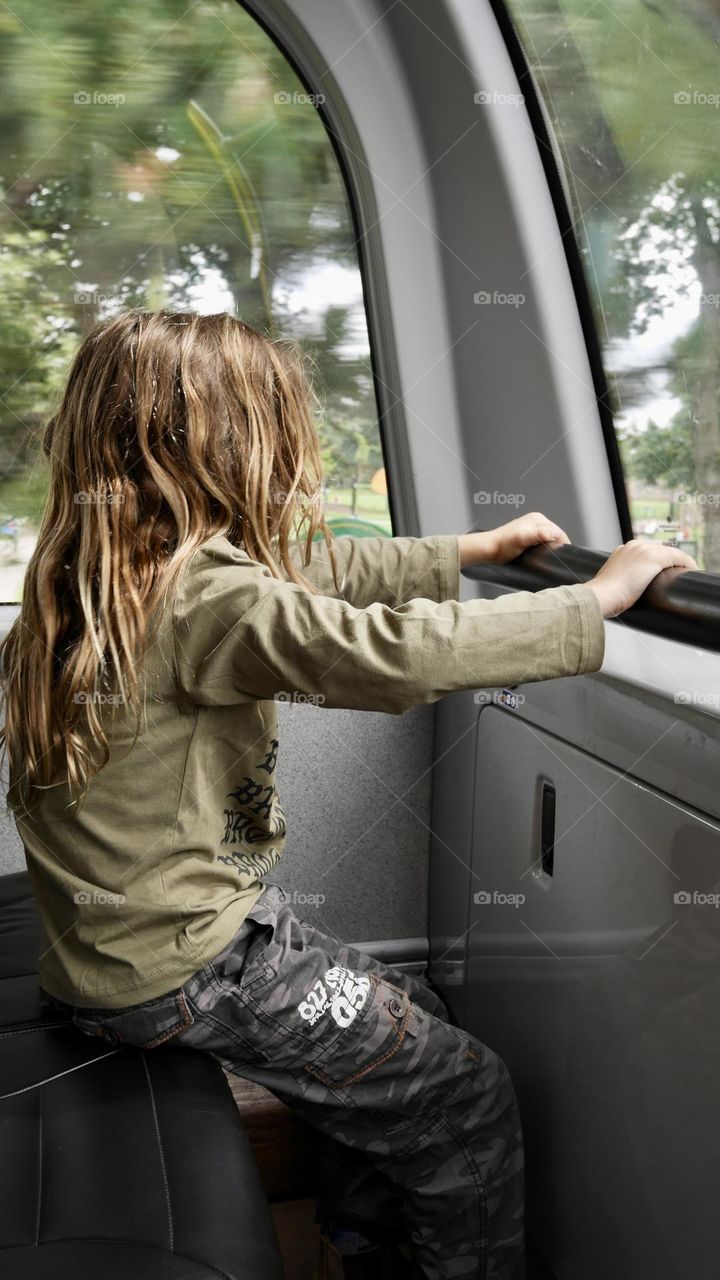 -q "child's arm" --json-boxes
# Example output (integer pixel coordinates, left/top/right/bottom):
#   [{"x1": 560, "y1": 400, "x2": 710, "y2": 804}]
[
  {"x1": 174, "y1": 536, "x2": 696, "y2": 714},
  {"x1": 286, "y1": 513, "x2": 571, "y2": 610},
  {"x1": 173, "y1": 537, "x2": 605, "y2": 715},
  {"x1": 286, "y1": 533, "x2": 461, "y2": 608}
]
